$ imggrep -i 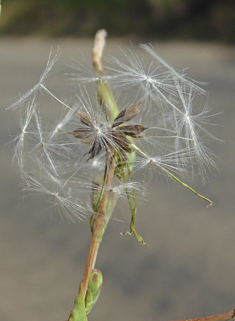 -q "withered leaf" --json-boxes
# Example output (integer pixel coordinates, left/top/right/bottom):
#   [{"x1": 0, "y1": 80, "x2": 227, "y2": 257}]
[
  {"x1": 67, "y1": 101, "x2": 144, "y2": 160},
  {"x1": 124, "y1": 103, "x2": 141, "y2": 122},
  {"x1": 116, "y1": 125, "x2": 147, "y2": 138},
  {"x1": 79, "y1": 136, "x2": 94, "y2": 145},
  {"x1": 111, "y1": 131, "x2": 133, "y2": 153},
  {"x1": 112, "y1": 104, "x2": 141, "y2": 127},
  {"x1": 67, "y1": 127, "x2": 91, "y2": 139},
  {"x1": 78, "y1": 112, "x2": 93, "y2": 126},
  {"x1": 87, "y1": 136, "x2": 102, "y2": 160},
  {"x1": 112, "y1": 110, "x2": 126, "y2": 127}
]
